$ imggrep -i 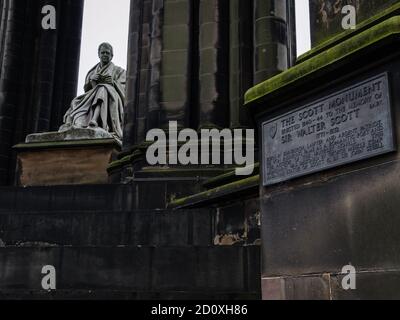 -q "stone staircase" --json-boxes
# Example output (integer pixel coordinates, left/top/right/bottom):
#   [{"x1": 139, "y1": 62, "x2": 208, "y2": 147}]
[{"x1": 0, "y1": 185, "x2": 260, "y2": 299}]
